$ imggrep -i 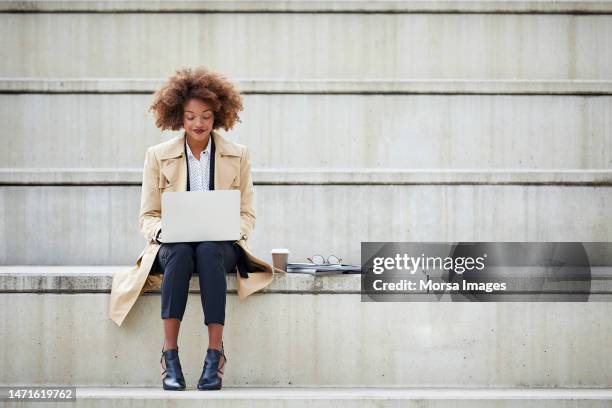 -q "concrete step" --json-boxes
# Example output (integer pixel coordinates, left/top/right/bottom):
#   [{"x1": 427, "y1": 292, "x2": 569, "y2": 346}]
[
  {"x1": 3, "y1": 1, "x2": 612, "y2": 13},
  {"x1": 0, "y1": 12, "x2": 610, "y2": 79},
  {"x1": 4, "y1": 78, "x2": 612, "y2": 94},
  {"x1": 1, "y1": 184, "x2": 611, "y2": 265},
  {"x1": 4, "y1": 265, "x2": 612, "y2": 294},
  {"x1": 4, "y1": 387, "x2": 612, "y2": 408},
  {"x1": 1, "y1": 91, "x2": 611, "y2": 170},
  {"x1": 3, "y1": 169, "x2": 611, "y2": 186},
  {"x1": 1, "y1": 267, "x2": 612, "y2": 387}
]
